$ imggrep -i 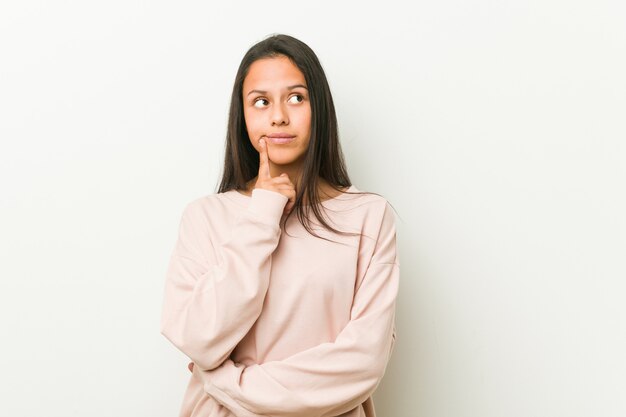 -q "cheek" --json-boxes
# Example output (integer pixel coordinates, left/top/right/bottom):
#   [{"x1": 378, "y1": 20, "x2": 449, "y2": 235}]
[
  {"x1": 295, "y1": 108, "x2": 312, "y2": 132},
  {"x1": 244, "y1": 111, "x2": 260, "y2": 137}
]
